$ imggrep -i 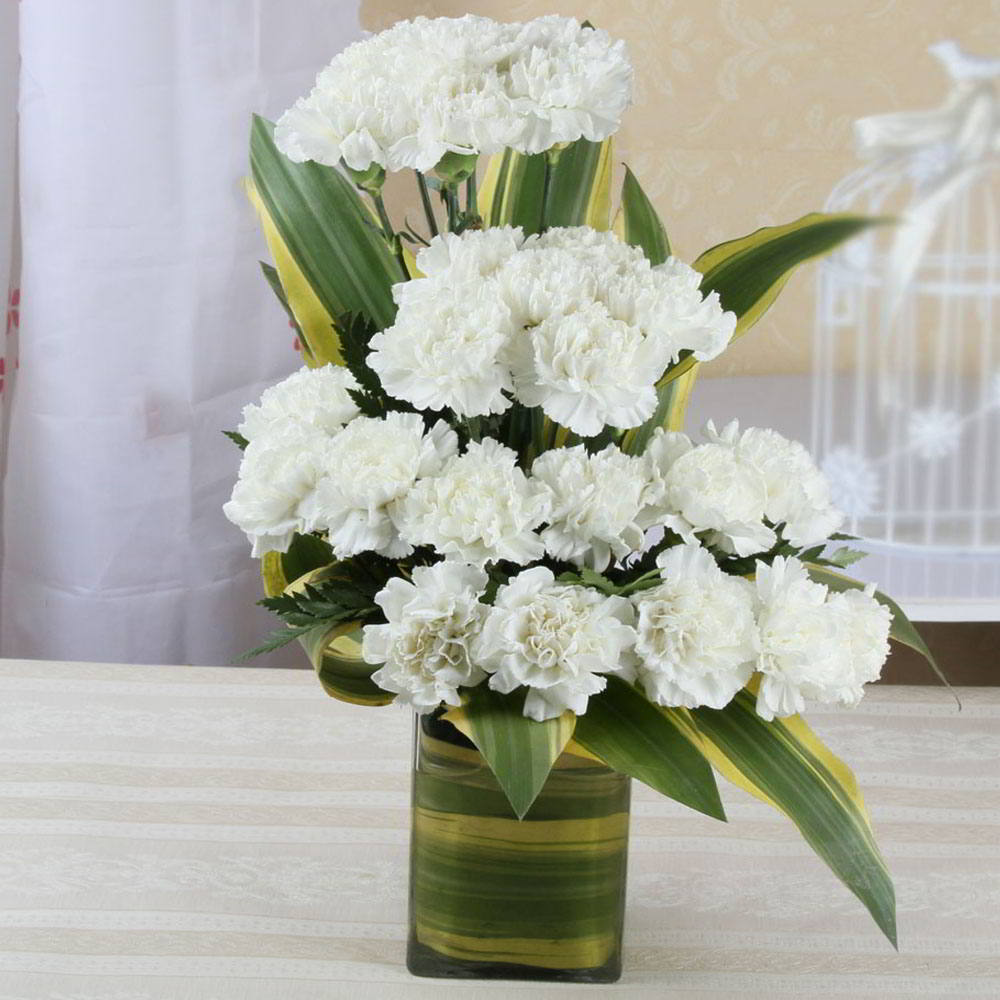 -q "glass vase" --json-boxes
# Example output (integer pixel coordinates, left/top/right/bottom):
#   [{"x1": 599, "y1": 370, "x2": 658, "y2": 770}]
[{"x1": 407, "y1": 710, "x2": 631, "y2": 983}]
